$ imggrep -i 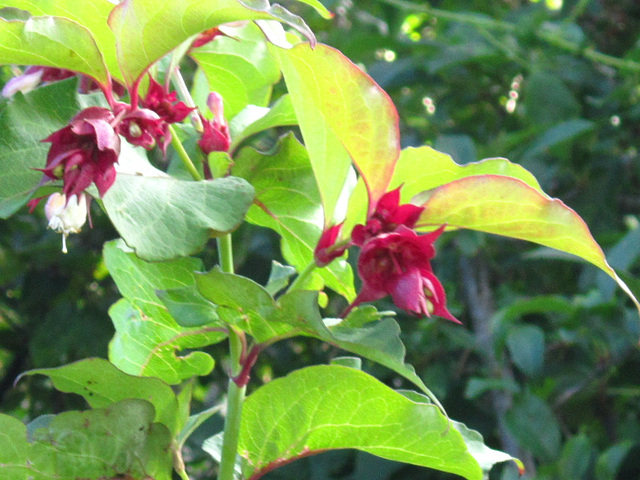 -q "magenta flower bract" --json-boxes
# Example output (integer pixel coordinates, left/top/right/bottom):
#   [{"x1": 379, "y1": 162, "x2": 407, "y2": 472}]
[
  {"x1": 114, "y1": 104, "x2": 166, "y2": 150},
  {"x1": 346, "y1": 226, "x2": 459, "y2": 323},
  {"x1": 314, "y1": 223, "x2": 348, "y2": 267},
  {"x1": 41, "y1": 107, "x2": 121, "y2": 198},
  {"x1": 351, "y1": 185, "x2": 424, "y2": 246}
]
